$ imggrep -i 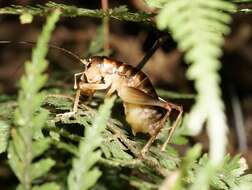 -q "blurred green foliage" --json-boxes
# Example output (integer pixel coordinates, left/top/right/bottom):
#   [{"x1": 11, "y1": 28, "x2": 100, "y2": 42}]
[{"x1": 0, "y1": 1, "x2": 252, "y2": 190}]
